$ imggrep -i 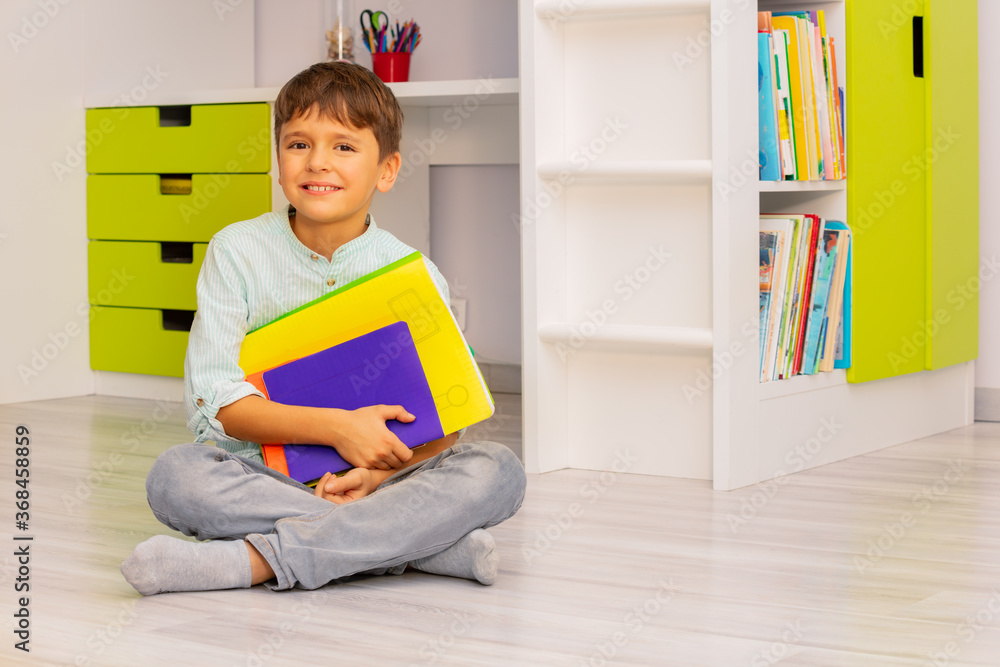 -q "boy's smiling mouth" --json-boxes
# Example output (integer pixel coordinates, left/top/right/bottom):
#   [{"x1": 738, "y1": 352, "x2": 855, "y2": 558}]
[{"x1": 302, "y1": 183, "x2": 342, "y2": 193}]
